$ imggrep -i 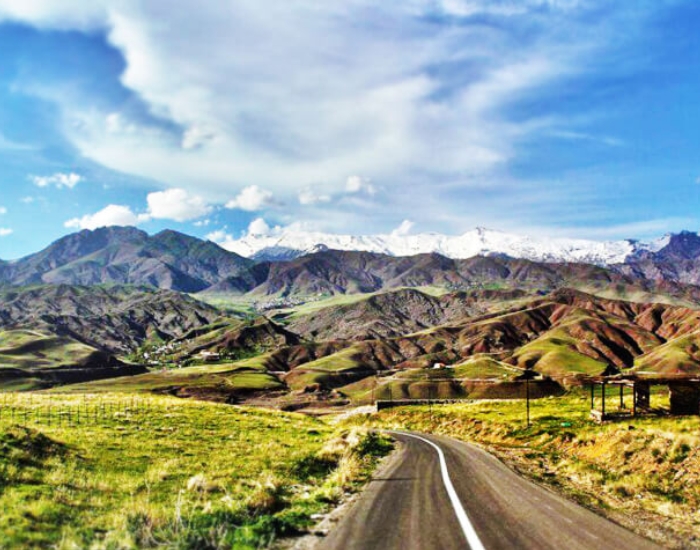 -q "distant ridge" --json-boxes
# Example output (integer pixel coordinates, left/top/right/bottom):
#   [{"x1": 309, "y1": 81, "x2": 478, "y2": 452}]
[
  {"x1": 4, "y1": 226, "x2": 700, "y2": 293},
  {"x1": 218, "y1": 226, "x2": 670, "y2": 265},
  {"x1": 0, "y1": 226, "x2": 254, "y2": 292}
]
